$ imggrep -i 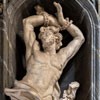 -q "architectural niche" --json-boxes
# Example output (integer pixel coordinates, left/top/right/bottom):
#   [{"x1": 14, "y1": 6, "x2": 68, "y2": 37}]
[{"x1": 0, "y1": 0, "x2": 99, "y2": 100}]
